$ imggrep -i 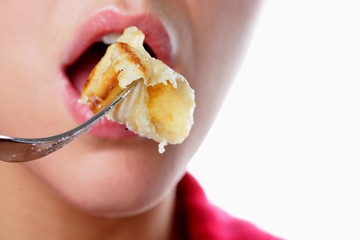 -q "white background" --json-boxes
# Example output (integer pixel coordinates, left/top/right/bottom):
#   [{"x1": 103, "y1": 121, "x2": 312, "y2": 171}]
[{"x1": 188, "y1": 1, "x2": 360, "y2": 240}]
